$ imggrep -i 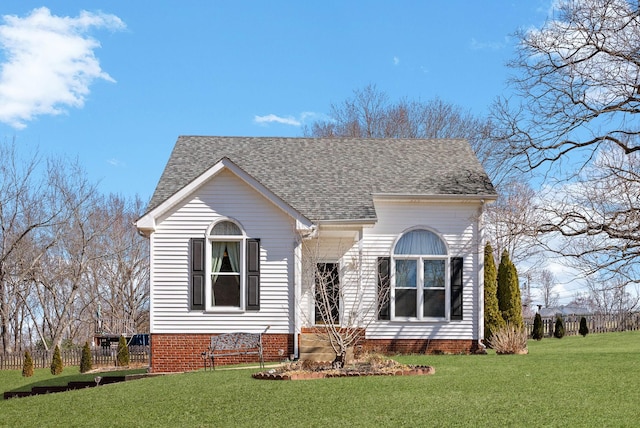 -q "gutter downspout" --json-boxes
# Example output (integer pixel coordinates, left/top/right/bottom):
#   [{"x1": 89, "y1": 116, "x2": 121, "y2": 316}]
[
  {"x1": 477, "y1": 199, "x2": 486, "y2": 351},
  {"x1": 293, "y1": 224, "x2": 317, "y2": 359}
]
